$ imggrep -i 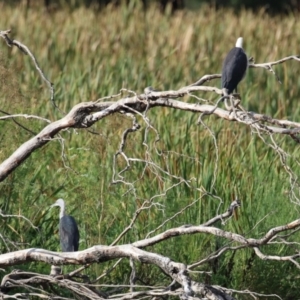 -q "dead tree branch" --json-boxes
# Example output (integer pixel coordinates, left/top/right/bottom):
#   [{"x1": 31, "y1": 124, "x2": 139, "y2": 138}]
[
  {"x1": 1, "y1": 215, "x2": 300, "y2": 267},
  {"x1": 0, "y1": 29, "x2": 55, "y2": 105},
  {"x1": 1, "y1": 212, "x2": 299, "y2": 300},
  {"x1": 1, "y1": 94, "x2": 300, "y2": 182}
]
